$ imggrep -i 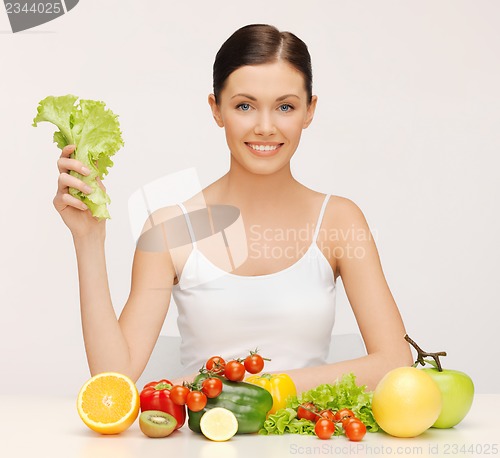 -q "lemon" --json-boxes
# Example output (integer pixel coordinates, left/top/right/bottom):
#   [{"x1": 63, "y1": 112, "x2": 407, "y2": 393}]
[
  {"x1": 200, "y1": 407, "x2": 239, "y2": 441},
  {"x1": 372, "y1": 367, "x2": 442, "y2": 438}
]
